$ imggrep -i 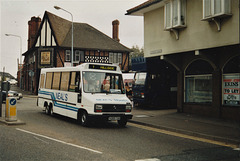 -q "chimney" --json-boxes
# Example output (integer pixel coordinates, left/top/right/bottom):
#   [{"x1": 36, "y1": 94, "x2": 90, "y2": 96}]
[
  {"x1": 28, "y1": 16, "x2": 41, "y2": 49},
  {"x1": 112, "y1": 20, "x2": 120, "y2": 42}
]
